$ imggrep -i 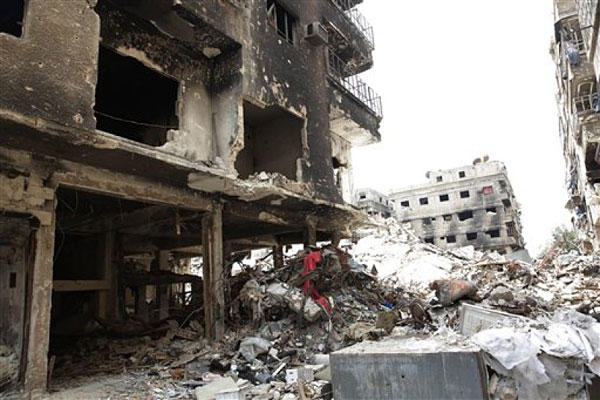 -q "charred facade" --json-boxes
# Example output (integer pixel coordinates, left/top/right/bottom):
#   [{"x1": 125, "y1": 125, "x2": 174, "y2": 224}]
[
  {"x1": 0, "y1": 0, "x2": 381, "y2": 395},
  {"x1": 552, "y1": 0, "x2": 600, "y2": 248},
  {"x1": 389, "y1": 160, "x2": 525, "y2": 254}
]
